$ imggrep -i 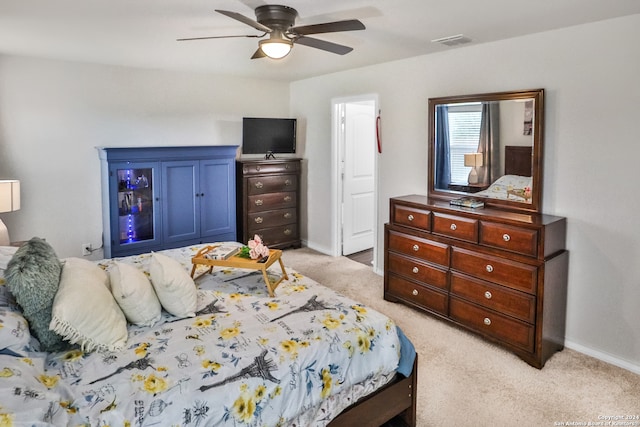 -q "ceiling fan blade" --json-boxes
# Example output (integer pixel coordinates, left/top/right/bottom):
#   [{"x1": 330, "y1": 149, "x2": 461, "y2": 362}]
[
  {"x1": 251, "y1": 48, "x2": 267, "y2": 59},
  {"x1": 294, "y1": 36, "x2": 353, "y2": 55},
  {"x1": 291, "y1": 19, "x2": 365, "y2": 36},
  {"x1": 177, "y1": 34, "x2": 264, "y2": 42},
  {"x1": 215, "y1": 9, "x2": 273, "y2": 33}
]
